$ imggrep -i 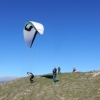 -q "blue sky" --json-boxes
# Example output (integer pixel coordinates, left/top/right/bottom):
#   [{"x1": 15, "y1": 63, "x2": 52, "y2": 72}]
[{"x1": 0, "y1": 0, "x2": 100, "y2": 77}]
